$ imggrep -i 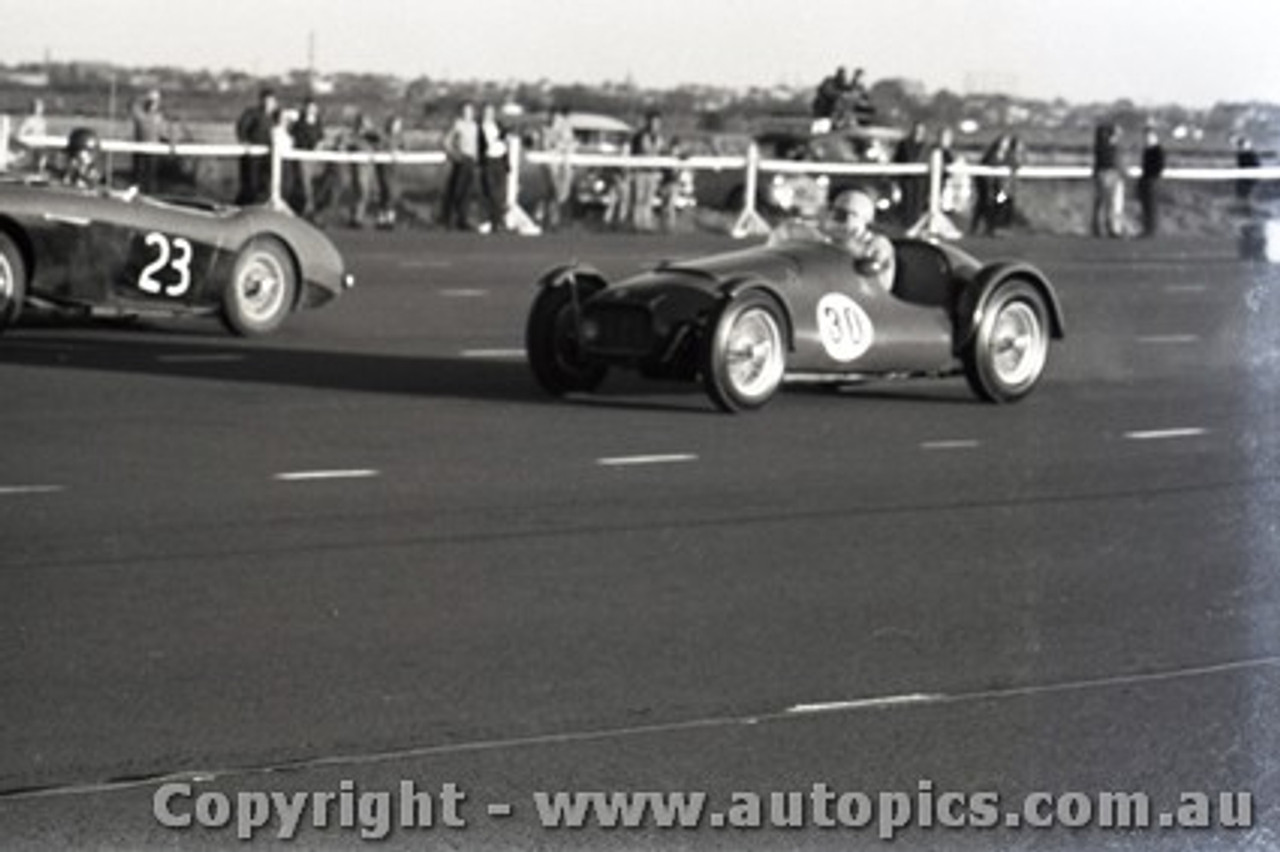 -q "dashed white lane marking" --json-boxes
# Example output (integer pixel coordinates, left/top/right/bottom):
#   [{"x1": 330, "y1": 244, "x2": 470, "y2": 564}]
[
  {"x1": 274, "y1": 469, "x2": 380, "y2": 482},
  {"x1": 1164, "y1": 284, "x2": 1207, "y2": 294},
  {"x1": 920, "y1": 439, "x2": 980, "y2": 450},
  {"x1": 156, "y1": 353, "x2": 246, "y2": 364},
  {"x1": 399, "y1": 259, "x2": 454, "y2": 269},
  {"x1": 1136, "y1": 335, "x2": 1200, "y2": 345},
  {"x1": 460, "y1": 348, "x2": 525, "y2": 359},
  {"x1": 788, "y1": 693, "x2": 941, "y2": 714},
  {"x1": 1124, "y1": 427, "x2": 1208, "y2": 441},
  {"x1": 597, "y1": 454, "x2": 699, "y2": 467},
  {"x1": 0, "y1": 485, "x2": 64, "y2": 496},
  {"x1": 438, "y1": 288, "x2": 488, "y2": 298}
]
